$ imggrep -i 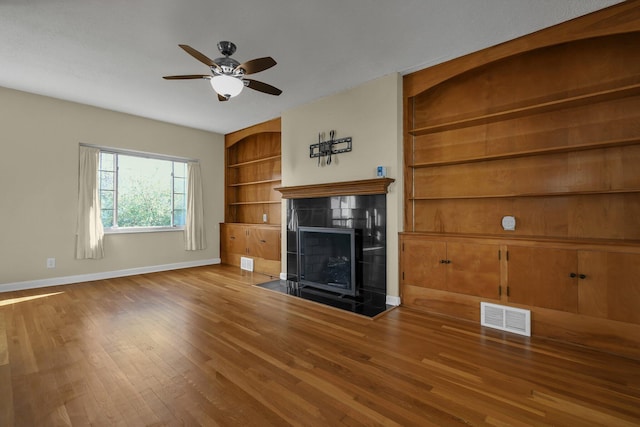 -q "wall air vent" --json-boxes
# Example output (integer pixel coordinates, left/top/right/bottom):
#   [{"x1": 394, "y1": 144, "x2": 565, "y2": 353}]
[
  {"x1": 480, "y1": 302, "x2": 531, "y2": 337},
  {"x1": 240, "y1": 256, "x2": 254, "y2": 272}
]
